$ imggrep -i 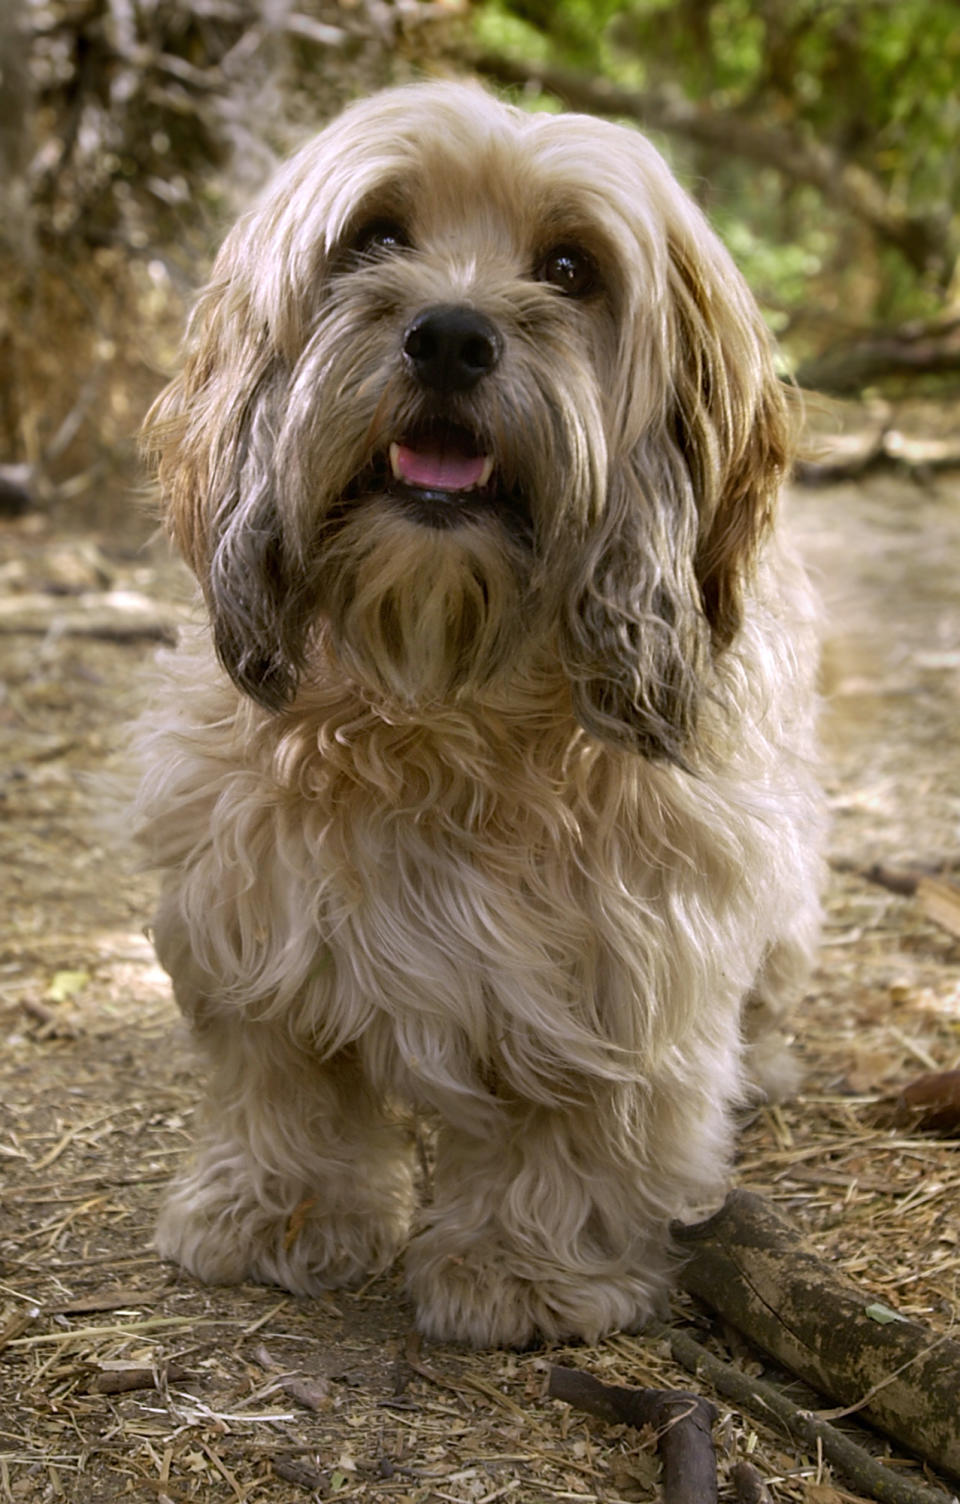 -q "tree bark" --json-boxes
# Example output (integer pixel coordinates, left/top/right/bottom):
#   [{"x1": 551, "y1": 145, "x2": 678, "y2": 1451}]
[{"x1": 674, "y1": 1189, "x2": 960, "y2": 1481}]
